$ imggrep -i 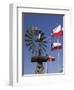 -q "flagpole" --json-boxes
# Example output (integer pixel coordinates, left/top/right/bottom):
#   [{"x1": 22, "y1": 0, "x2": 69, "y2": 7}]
[{"x1": 57, "y1": 38, "x2": 60, "y2": 73}]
